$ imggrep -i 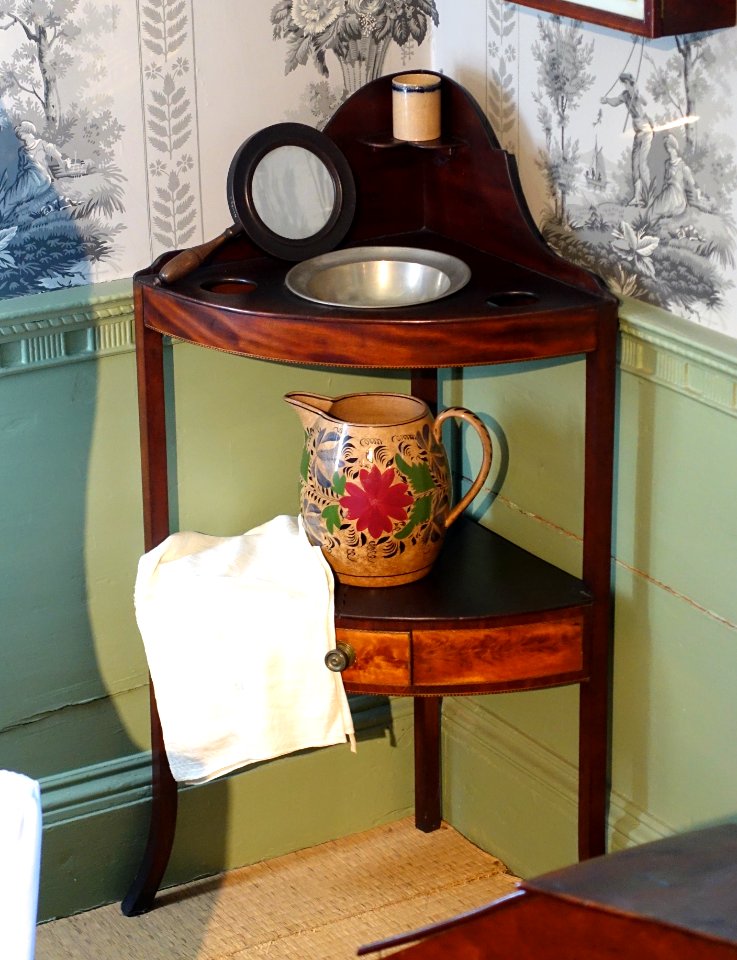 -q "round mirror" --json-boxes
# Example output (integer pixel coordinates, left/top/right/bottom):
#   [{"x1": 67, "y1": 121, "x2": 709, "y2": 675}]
[
  {"x1": 251, "y1": 145, "x2": 336, "y2": 240},
  {"x1": 227, "y1": 123, "x2": 355, "y2": 261}
]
